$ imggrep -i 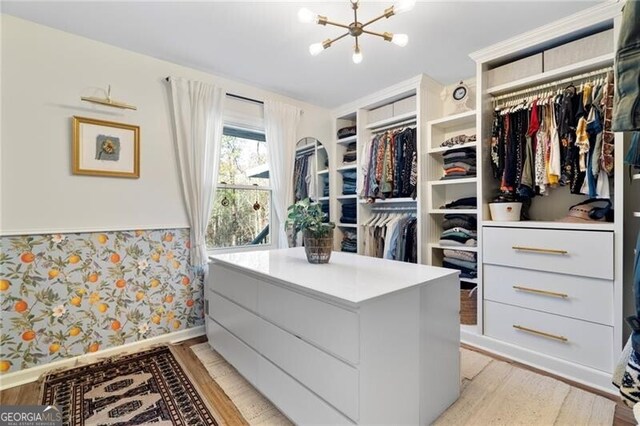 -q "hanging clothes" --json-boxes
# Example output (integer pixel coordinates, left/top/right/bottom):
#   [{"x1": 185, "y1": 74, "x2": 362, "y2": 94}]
[
  {"x1": 360, "y1": 127, "x2": 417, "y2": 201},
  {"x1": 293, "y1": 151, "x2": 315, "y2": 202},
  {"x1": 361, "y1": 212, "x2": 417, "y2": 263},
  {"x1": 491, "y1": 71, "x2": 614, "y2": 203}
]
